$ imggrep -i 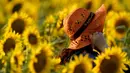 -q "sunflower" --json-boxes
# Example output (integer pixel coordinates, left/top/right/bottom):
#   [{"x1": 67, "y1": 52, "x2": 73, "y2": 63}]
[
  {"x1": 0, "y1": 32, "x2": 22, "y2": 58},
  {"x1": 106, "y1": 11, "x2": 130, "y2": 40},
  {"x1": 10, "y1": 52, "x2": 24, "y2": 73},
  {"x1": 64, "y1": 54, "x2": 93, "y2": 73},
  {"x1": 93, "y1": 46, "x2": 128, "y2": 73},
  {"x1": 6, "y1": 12, "x2": 33, "y2": 35},
  {"x1": 23, "y1": 26, "x2": 41, "y2": 52},
  {"x1": 103, "y1": 0, "x2": 125, "y2": 12},
  {"x1": 29, "y1": 42, "x2": 53, "y2": 73},
  {"x1": 5, "y1": 0, "x2": 39, "y2": 21},
  {"x1": 5, "y1": 0, "x2": 25, "y2": 14}
]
